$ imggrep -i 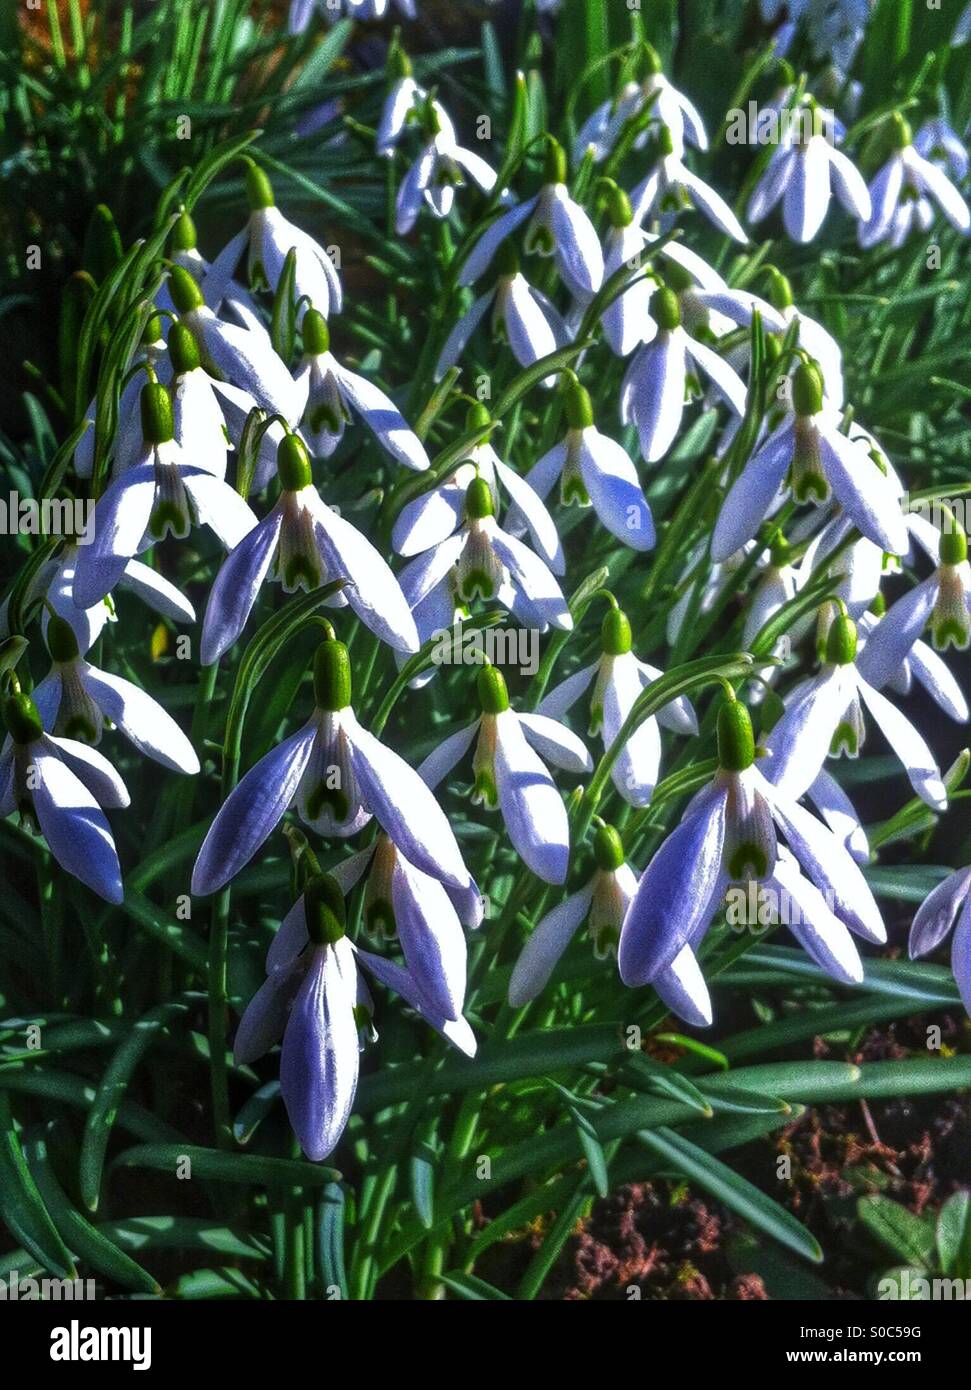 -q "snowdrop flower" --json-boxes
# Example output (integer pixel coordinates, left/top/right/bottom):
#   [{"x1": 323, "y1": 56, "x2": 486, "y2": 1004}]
[
  {"x1": 204, "y1": 162, "x2": 342, "y2": 323},
  {"x1": 396, "y1": 101, "x2": 497, "y2": 234},
  {"x1": 294, "y1": 309, "x2": 429, "y2": 469},
  {"x1": 764, "y1": 609, "x2": 948, "y2": 811},
  {"x1": 167, "y1": 266, "x2": 304, "y2": 425},
  {"x1": 618, "y1": 696, "x2": 883, "y2": 987},
  {"x1": 192, "y1": 635, "x2": 470, "y2": 896},
  {"x1": 458, "y1": 139, "x2": 603, "y2": 299},
  {"x1": 200, "y1": 434, "x2": 419, "y2": 664},
  {"x1": 521, "y1": 381, "x2": 654, "y2": 551},
  {"x1": 630, "y1": 126, "x2": 748, "y2": 244},
  {"x1": 723, "y1": 267, "x2": 845, "y2": 408},
  {"x1": 748, "y1": 104, "x2": 871, "y2": 243},
  {"x1": 376, "y1": 47, "x2": 425, "y2": 157},
  {"x1": 509, "y1": 822, "x2": 712, "y2": 1026},
  {"x1": 157, "y1": 209, "x2": 262, "y2": 332},
  {"x1": 236, "y1": 873, "x2": 473, "y2": 1161},
  {"x1": 621, "y1": 286, "x2": 747, "y2": 464},
  {"x1": 860, "y1": 114, "x2": 970, "y2": 248},
  {"x1": 73, "y1": 382, "x2": 257, "y2": 610},
  {"x1": 593, "y1": 186, "x2": 658, "y2": 358},
  {"x1": 274, "y1": 835, "x2": 479, "y2": 1024},
  {"x1": 393, "y1": 406, "x2": 563, "y2": 574},
  {"x1": 857, "y1": 600, "x2": 969, "y2": 726},
  {"x1": 914, "y1": 118, "x2": 969, "y2": 184},
  {"x1": 711, "y1": 361, "x2": 907, "y2": 563},
  {"x1": 0, "y1": 545, "x2": 194, "y2": 657},
  {"x1": 909, "y1": 867, "x2": 971, "y2": 1015},
  {"x1": 32, "y1": 617, "x2": 199, "y2": 774},
  {"x1": 74, "y1": 316, "x2": 169, "y2": 480},
  {"x1": 419, "y1": 664, "x2": 591, "y2": 885},
  {"x1": 0, "y1": 689, "x2": 127, "y2": 903},
  {"x1": 397, "y1": 470, "x2": 574, "y2": 636},
  {"x1": 574, "y1": 45, "x2": 707, "y2": 165},
  {"x1": 435, "y1": 241, "x2": 570, "y2": 382},
  {"x1": 539, "y1": 605, "x2": 695, "y2": 806},
  {"x1": 855, "y1": 517, "x2": 970, "y2": 691}
]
